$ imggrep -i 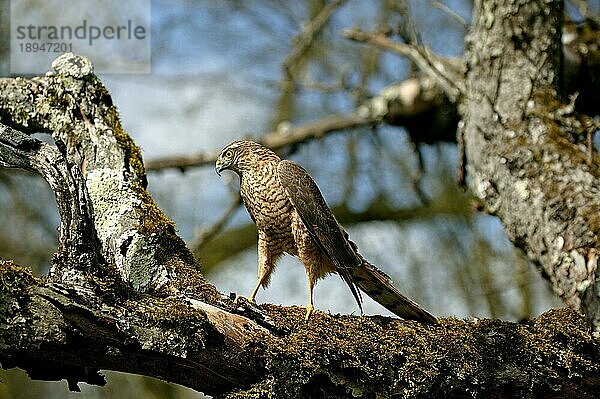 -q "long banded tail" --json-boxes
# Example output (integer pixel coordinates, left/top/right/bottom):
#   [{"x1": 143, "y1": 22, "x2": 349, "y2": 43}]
[{"x1": 350, "y1": 257, "x2": 438, "y2": 324}]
